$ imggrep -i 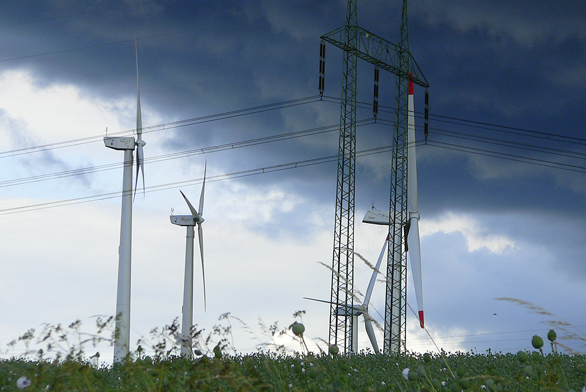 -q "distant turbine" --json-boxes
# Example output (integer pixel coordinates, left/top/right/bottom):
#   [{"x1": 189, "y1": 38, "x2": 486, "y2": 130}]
[
  {"x1": 104, "y1": 38, "x2": 146, "y2": 362},
  {"x1": 170, "y1": 163, "x2": 207, "y2": 357},
  {"x1": 305, "y1": 235, "x2": 388, "y2": 353}
]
